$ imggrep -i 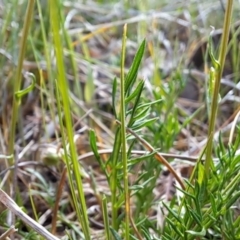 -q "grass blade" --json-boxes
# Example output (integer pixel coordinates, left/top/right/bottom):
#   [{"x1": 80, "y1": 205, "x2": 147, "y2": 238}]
[
  {"x1": 49, "y1": 1, "x2": 90, "y2": 238},
  {"x1": 119, "y1": 24, "x2": 130, "y2": 240}
]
